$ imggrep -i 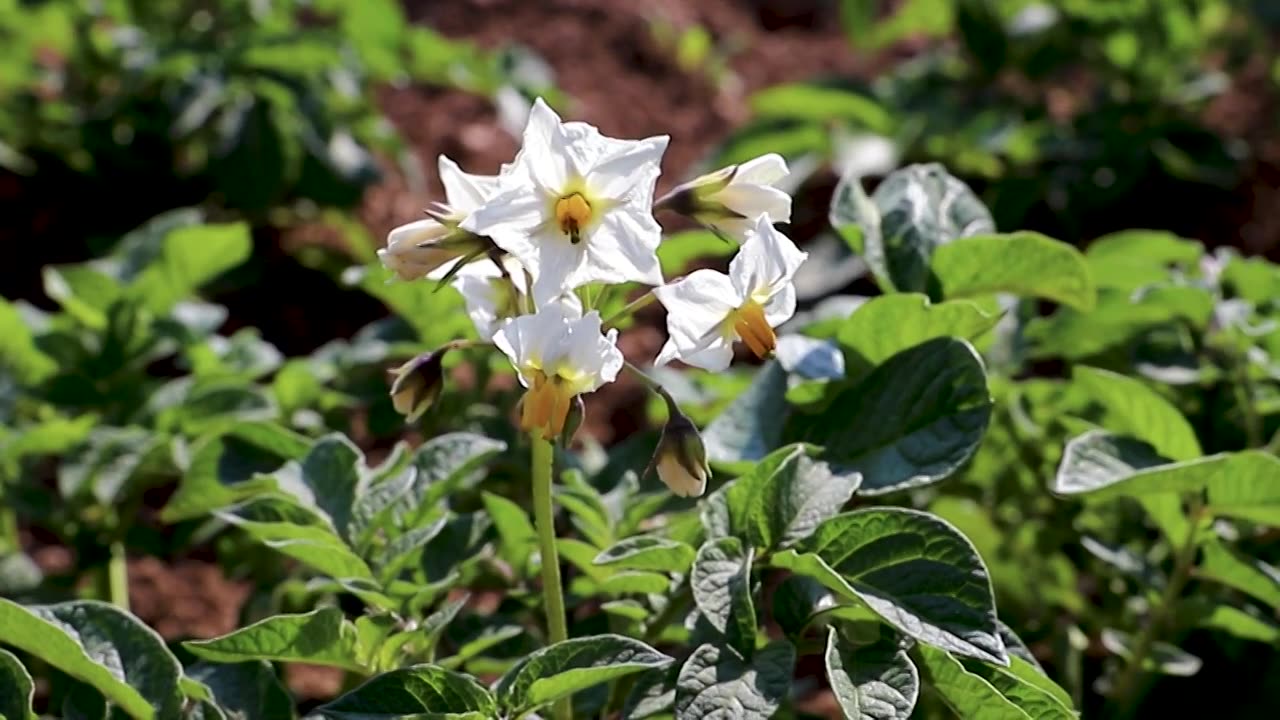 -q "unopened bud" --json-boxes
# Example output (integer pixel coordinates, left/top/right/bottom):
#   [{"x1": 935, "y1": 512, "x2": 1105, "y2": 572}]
[
  {"x1": 388, "y1": 347, "x2": 450, "y2": 423},
  {"x1": 649, "y1": 396, "x2": 710, "y2": 498},
  {"x1": 378, "y1": 210, "x2": 494, "y2": 282},
  {"x1": 560, "y1": 395, "x2": 586, "y2": 447},
  {"x1": 654, "y1": 154, "x2": 791, "y2": 238}
]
